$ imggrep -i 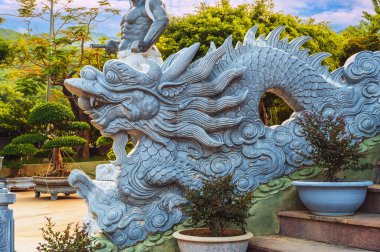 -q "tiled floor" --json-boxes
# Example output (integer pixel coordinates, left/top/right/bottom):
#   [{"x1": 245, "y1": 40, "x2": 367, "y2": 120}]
[{"x1": 10, "y1": 191, "x2": 87, "y2": 252}]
